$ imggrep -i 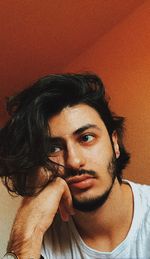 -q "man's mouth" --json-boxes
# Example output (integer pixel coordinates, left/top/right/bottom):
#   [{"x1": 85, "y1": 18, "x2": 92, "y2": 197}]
[{"x1": 66, "y1": 174, "x2": 96, "y2": 190}]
